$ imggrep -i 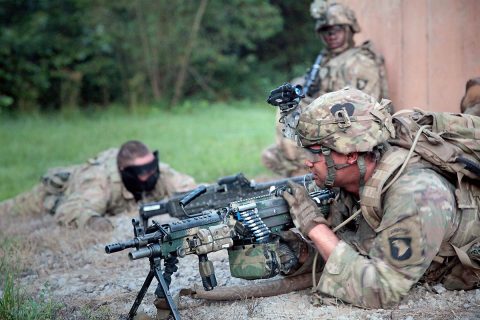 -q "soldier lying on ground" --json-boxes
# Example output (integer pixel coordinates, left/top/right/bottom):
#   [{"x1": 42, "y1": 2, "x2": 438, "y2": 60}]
[
  {"x1": 460, "y1": 76, "x2": 480, "y2": 116},
  {"x1": 281, "y1": 88, "x2": 480, "y2": 308},
  {"x1": 262, "y1": 0, "x2": 389, "y2": 178},
  {"x1": 0, "y1": 140, "x2": 196, "y2": 231}
]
